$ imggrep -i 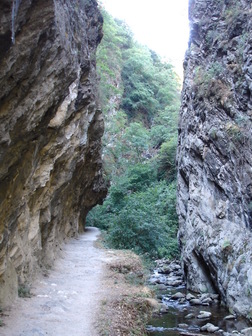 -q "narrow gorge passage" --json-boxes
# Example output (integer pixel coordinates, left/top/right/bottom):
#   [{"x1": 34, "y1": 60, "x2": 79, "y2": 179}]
[{"x1": 2, "y1": 228, "x2": 107, "y2": 336}]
